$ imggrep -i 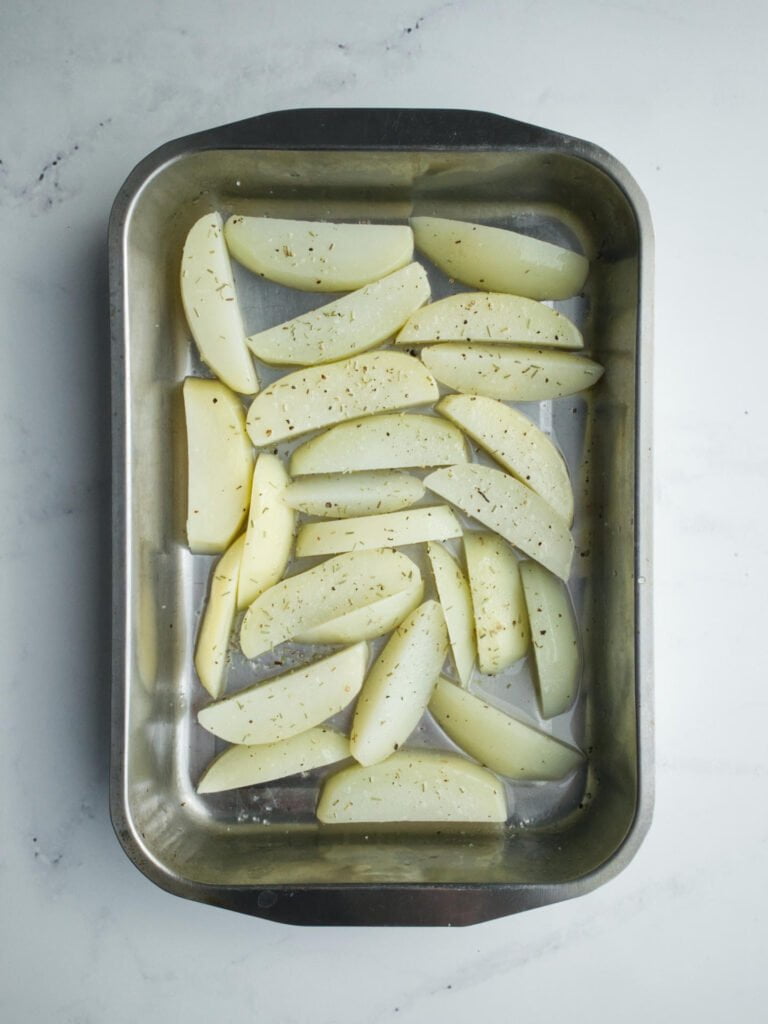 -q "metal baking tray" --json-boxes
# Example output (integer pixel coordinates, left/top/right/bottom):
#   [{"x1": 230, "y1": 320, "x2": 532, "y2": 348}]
[{"x1": 109, "y1": 108, "x2": 653, "y2": 927}]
